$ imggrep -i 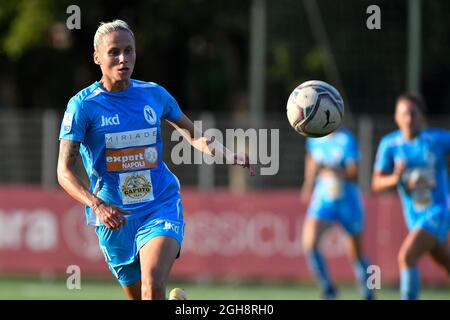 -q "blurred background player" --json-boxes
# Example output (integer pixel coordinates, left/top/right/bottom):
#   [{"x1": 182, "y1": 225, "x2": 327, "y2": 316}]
[
  {"x1": 301, "y1": 128, "x2": 375, "y2": 300},
  {"x1": 372, "y1": 93, "x2": 450, "y2": 300},
  {"x1": 57, "y1": 20, "x2": 254, "y2": 300}
]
